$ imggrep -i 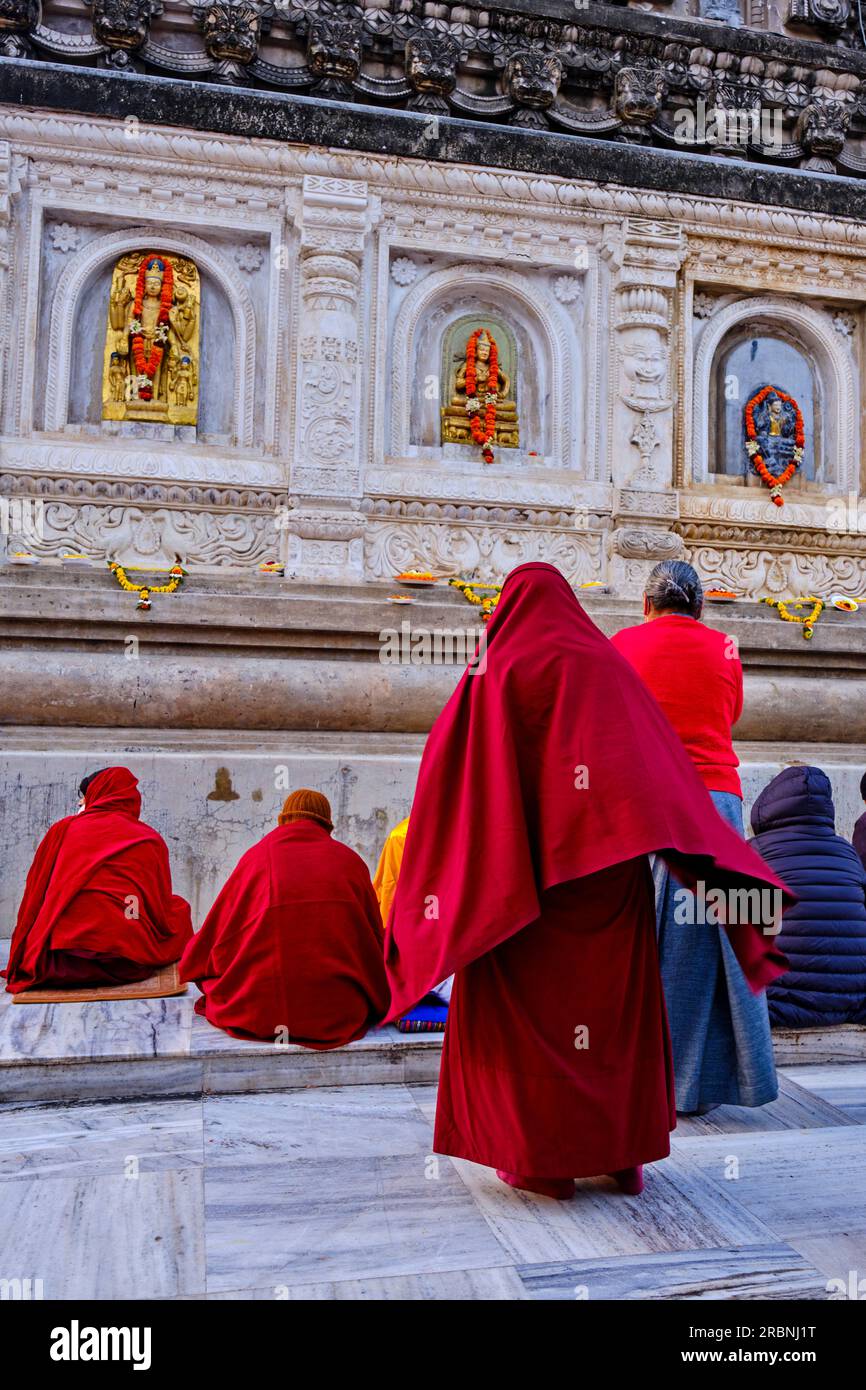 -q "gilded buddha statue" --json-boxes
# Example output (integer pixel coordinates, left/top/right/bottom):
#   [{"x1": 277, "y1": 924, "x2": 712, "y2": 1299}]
[
  {"x1": 102, "y1": 251, "x2": 201, "y2": 427},
  {"x1": 441, "y1": 327, "x2": 519, "y2": 450}
]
